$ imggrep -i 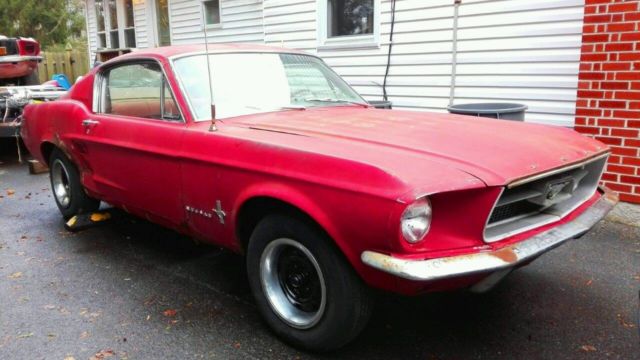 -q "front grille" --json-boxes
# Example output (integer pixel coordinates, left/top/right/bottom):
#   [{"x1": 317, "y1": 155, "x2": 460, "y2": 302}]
[
  {"x1": 488, "y1": 201, "x2": 540, "y2": 224},
  {"x1": 484, "y1": 154, "x2": 607, "y2": 242}
]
